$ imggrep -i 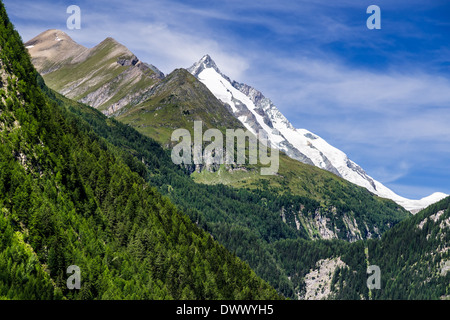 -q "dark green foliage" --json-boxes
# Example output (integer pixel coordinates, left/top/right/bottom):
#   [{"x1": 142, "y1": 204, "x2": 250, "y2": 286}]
[
  {"x1": 0, "y1": 1, "x2": 280, "y2": 300},
  {"x1": 41, "y1": 64, "x2": 414, "y2": 299},
  {"x1": 46, "y1": 76, "x2": 414, "y2": 299},
  {"x1": 1, "y1": 0, "x2": 442, "y2": 300},
  {"x1": 369, "y1": 197, "x2": 450, "y2": 300}
]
